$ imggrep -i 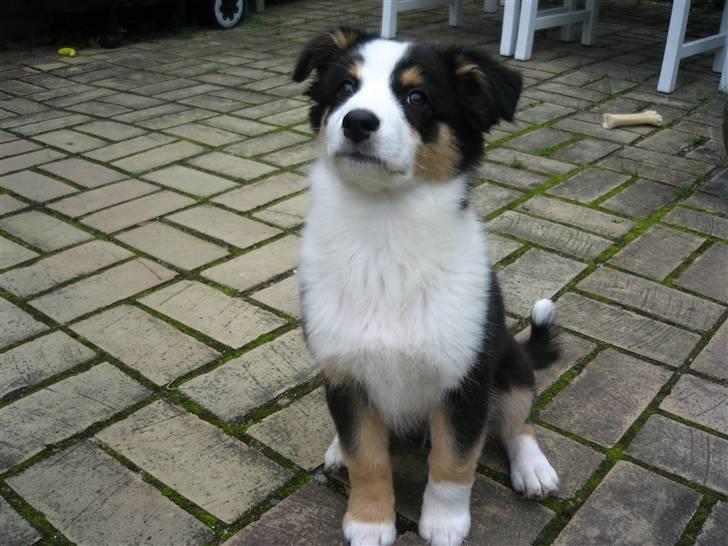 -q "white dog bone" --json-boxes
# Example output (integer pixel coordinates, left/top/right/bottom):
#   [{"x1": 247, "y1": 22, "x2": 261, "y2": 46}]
[{"x1": 602, "y1": 110, "x2": 663, "y2": 129}]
